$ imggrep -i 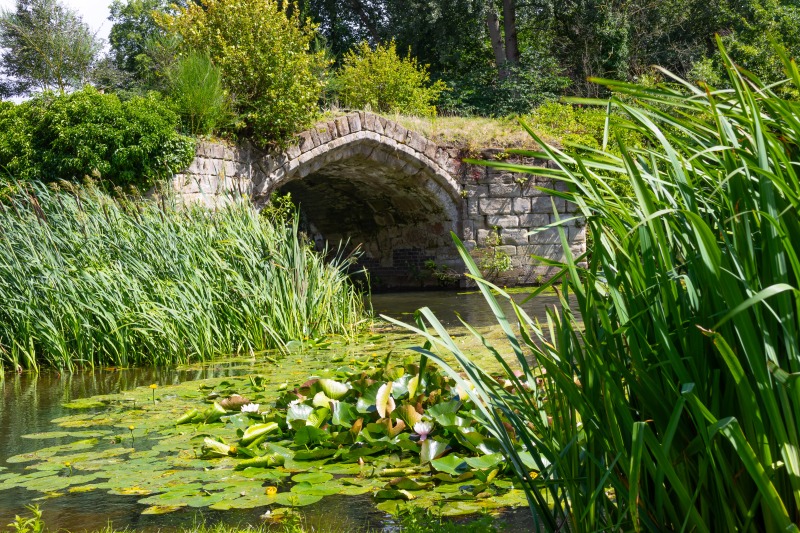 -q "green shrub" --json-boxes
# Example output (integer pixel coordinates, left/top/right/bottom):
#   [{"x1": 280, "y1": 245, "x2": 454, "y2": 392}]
[
  {"x1": 0, "y1": 87, "x2": 194, "y2": 188},
  {"x1": 336, "y1": 40, "x2": 446, "y2": 117},
  {"x1": 168, "y1": 51, "x2": 231, "y2": 135},
  {"x1": 437, "y1": 49, "x2": 570, "y2": 117},
  {"x1": 394, "y1": 41, "x2": 800, "y2": 531},
  {"x1": 158, "y1": 0, "x2": 328, "y2": 146},
  {"x1": 0, "y1": 180, "x2": 365, "y2": 371}
]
